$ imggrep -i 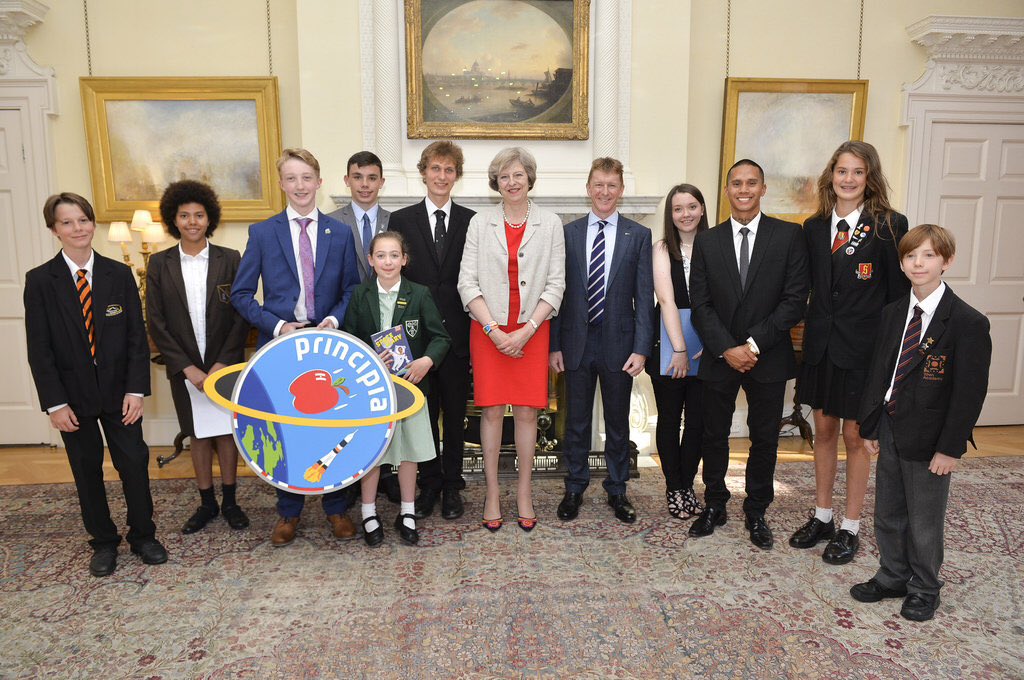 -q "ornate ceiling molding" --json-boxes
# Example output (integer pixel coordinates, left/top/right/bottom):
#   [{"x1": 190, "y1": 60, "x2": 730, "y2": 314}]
[
  {"x1": 907, "y1": 15, "x2": 1024, "y2": 62},
  {"x1": 0, "y1": 0, "x2": 48, "y2": 42}
]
